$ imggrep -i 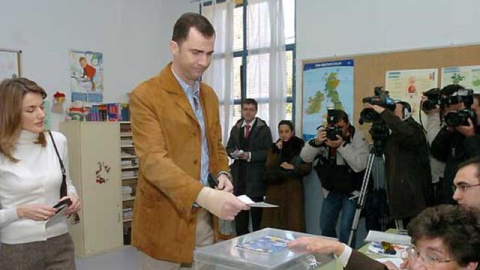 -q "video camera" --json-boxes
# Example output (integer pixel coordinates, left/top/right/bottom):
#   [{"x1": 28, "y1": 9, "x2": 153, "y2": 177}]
[
  {"x1": 326, "y1": 108, "x2": 343, "y2": 141},
  {"x1": 359, "y1": 87, "x2": 396, "y2": 124},
  {"x1": 421, "y1": 88, "x2": 443, "y2": 111},
  {"x1": 421, "y1": 87, "x2": 467, "y2": 112},
  {"x1": 444, "y1": 89, "x2": 477, "y2": 127}
]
